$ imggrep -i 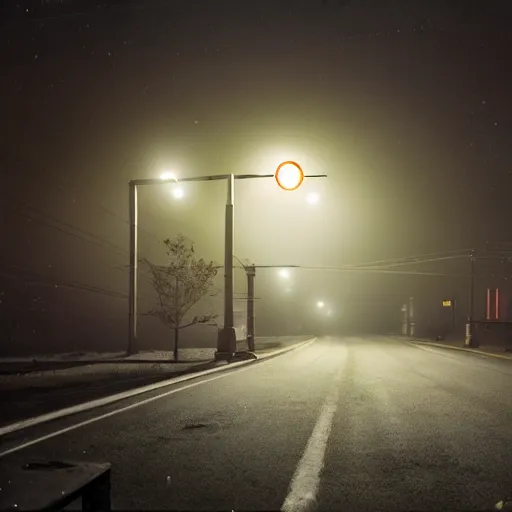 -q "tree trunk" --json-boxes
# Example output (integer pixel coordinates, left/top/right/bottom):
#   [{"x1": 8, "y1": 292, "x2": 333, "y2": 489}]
[
  {"x1": 174, "y1": 275, "x2": 179, "y2": 361},
  {"x1": 173, "y1": 328, "x2": 179, "y2": 361}
]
